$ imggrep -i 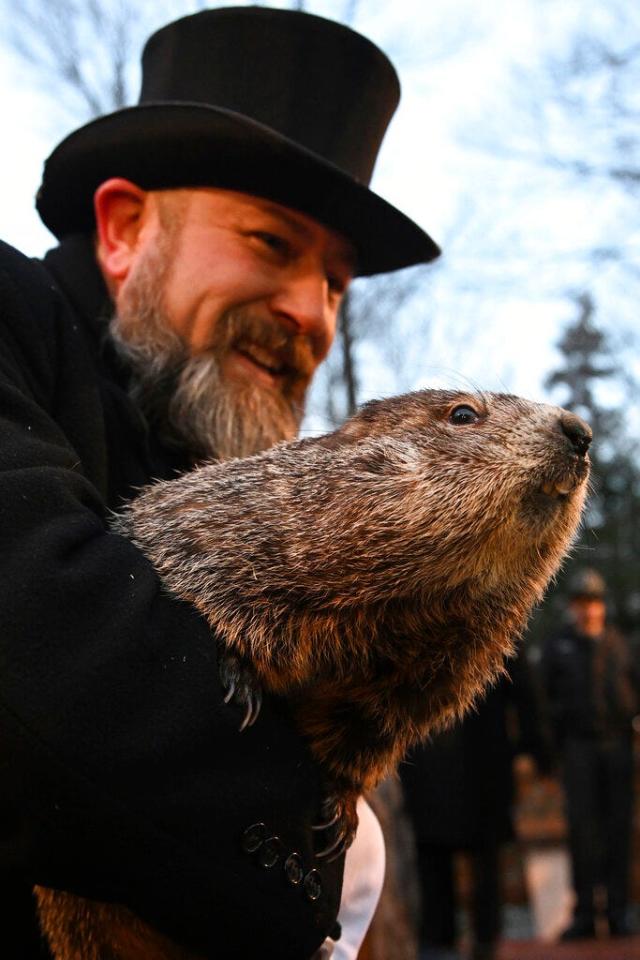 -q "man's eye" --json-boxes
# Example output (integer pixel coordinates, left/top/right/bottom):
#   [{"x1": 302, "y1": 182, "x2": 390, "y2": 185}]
[
  {"x1": 253, "y1": 231, "x2": 290, "y2": 255},
  {"x1": 327, "y1": 274, "x2": 348, "y2": 296},
  {"x1": 449, "y1": 404, "x2": 481, "y2": 425}
]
